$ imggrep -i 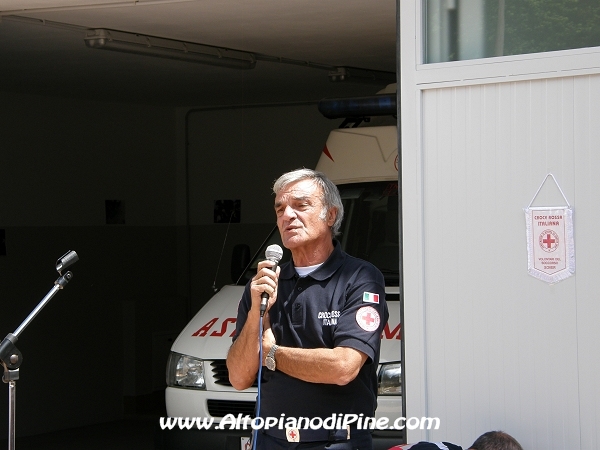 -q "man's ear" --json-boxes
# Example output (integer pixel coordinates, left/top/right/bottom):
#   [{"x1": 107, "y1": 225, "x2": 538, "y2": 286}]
[{"x1": 327, "y1": 207, "x2": 337, "y2": 226}]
